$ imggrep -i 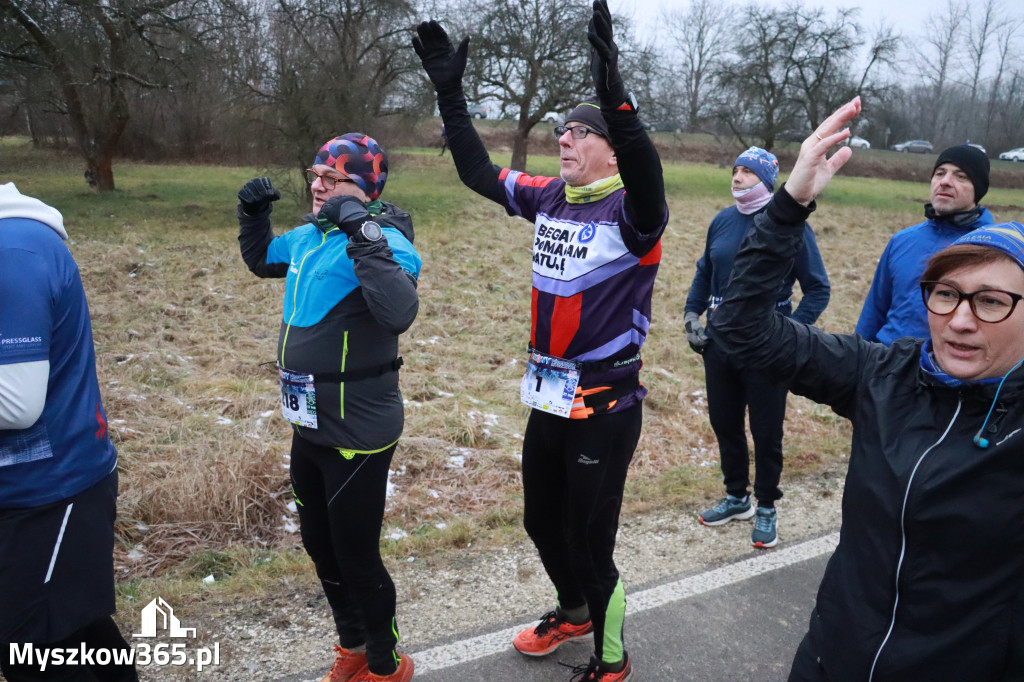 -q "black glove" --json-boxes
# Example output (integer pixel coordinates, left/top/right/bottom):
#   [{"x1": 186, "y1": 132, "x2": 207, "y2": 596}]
[
  {"x1": 317, "y1": 195, "x2": 369, "y2": 238},
  {"x1": 684, "y1": 312, "x2": 709, "y2": 355},
  {"x1": 587, "y1": 0, "x2": 627, "y2": 108},
  {"x1": 413, "y1": 20, "x2": 470, "y2": 97},
  {"x1": 237, "y1": 177, "x2": 281, "y2": 215}
]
